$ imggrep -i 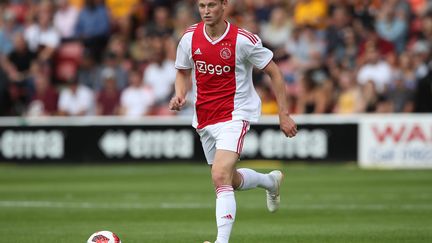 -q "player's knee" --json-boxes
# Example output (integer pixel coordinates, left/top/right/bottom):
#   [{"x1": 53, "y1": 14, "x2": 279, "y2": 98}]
[{"x1": 211, "y1": 168, "x2": 231, "y2": 186}]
